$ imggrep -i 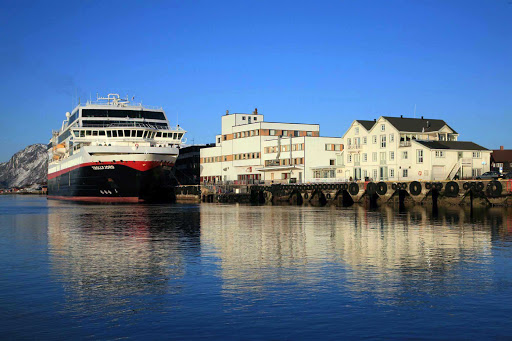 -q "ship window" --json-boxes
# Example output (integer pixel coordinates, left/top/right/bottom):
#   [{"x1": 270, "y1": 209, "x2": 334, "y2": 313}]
[
  {"x1": 73, "y1": 131, "x2": 79, "y2": 137},
  {"x1": 92, "y1": 131, "x2": 98, "y2": 136},
  {"x1": 112, "y1": 130, "x2": 118, "y2": 137},
  {"x1": 171, "y1": 133, "x2": 176, "y2": 139},
  {"x1": 156, "y1": 132, "x2": 162, "y2": 137},
  {"x1": 143, "y1": 131, "x2": 147, "y2": 138},
  {"x1": 162, "y1": 133, "x2": 167, "y2": 138},
  {"x1": 80, "y1": 130, "x2": 85, "y2": 137},
  {"x1": 99, "y1": 131, "x2": 105, "y2": 136},
  {"x1": 81, "y1": 109, "x2": 166, "y2": 120},
  {"x1": 118, "y1": 130, "x2": 124, "y2": 137},
  {"x1": 86, "y1": 130, "x2": 92, "y2": 136},
  {"x1": 124, "y1": 130, "x2": 130, "y2": 137},
  {"x1": 137, "y1": 130, "x2": 143, "y2": 137},
  {"x1": 177, "y1": 133, "x2": 183, "y2": 139},
  {"x1": 107, "y1": 131, "x2": 111, "y2": 137}
]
